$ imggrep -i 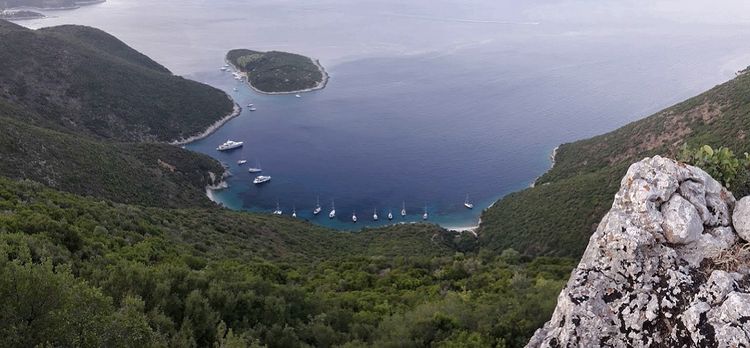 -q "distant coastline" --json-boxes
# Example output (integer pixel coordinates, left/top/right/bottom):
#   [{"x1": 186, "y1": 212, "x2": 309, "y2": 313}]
[
  {"x1": 225, "y1": 55, "x2": 329, "y2": 95},
  {"x1": 2, "y1": 0, "x2": 105, "y2": 12}
]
